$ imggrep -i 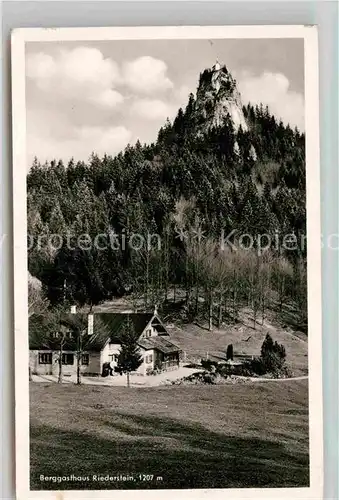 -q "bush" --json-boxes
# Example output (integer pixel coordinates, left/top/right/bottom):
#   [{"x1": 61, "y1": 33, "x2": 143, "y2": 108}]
[
  {"x1": 201, "y1": 372, "x2": 216, "y2": 384},
  {"x1": 226, "y1": 344, "x2": 234, "y2": 361},
  {"x1": 243, "y1": 334, "x2": 288, "y2": 377},
  {"x1": 201, "y1": 359, "x2": 218, "y2": 372},
  {"x1": 260, "y1": 334, "x2": 286, "y2": 373},
  {"x1": 184, "y1": 362, "x2": 201, "y2": 369},
  {"x1": 245, "y1": 357, "x2": 266, "y2": 376},
  {"x1": 171, "y1": 371, "x2": 217, "y2": 385},
  {"x1": 147, "y1": 367, "x2": 161, "y2": 376}
]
